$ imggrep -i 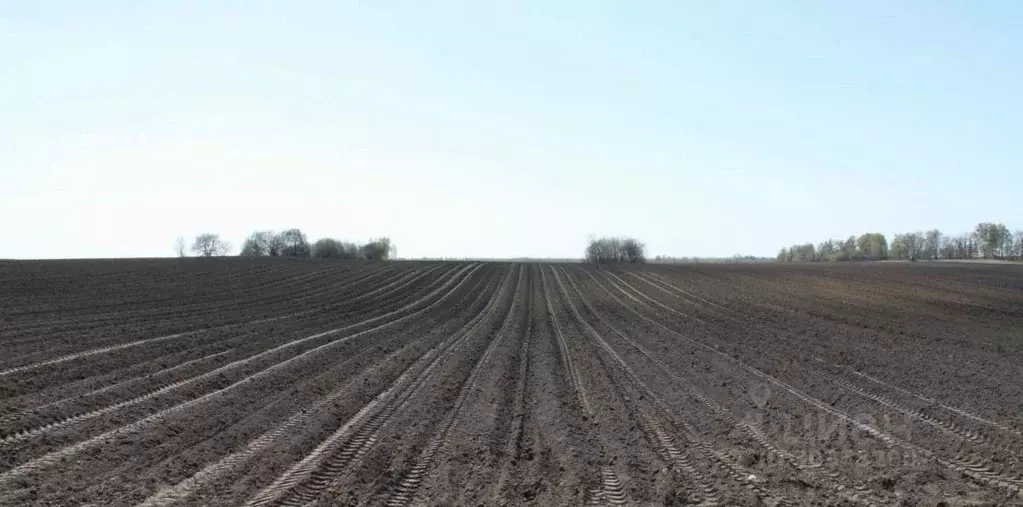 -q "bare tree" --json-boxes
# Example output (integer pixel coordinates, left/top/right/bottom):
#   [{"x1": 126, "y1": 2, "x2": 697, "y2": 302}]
[
  {"x1": 361, "y1": 237, "x2": 392, "y2": 260},
  {"x1": 191, "y1": 233, "x2": 231, "y2": 257},
  {"x1": 973, "y1": 222, "x2": 1011, "y2": 259},
  {"x1": 240, "y1": 231, "x2": 276, "y2": 257},
  {"x1": 174, "y1": 237, "x2": 187, "y2": 257},
  {"x1": 313, "y1": 238, "x2": 359, "y2": 259},
  {"x1": 585, "y1": 236, "x2": 646, "y2": 263},
  {"x1": 277, "y1": 229, "x2": 311, "y2": 257},
  {"x1": 311, "y1": 239, "x2": 361, "y2": 259},
  {"x1": 778, "y1": 224, "x2": 1023, "y2": 262},
  {"x1": 939, "y1": 236, "x2": 955, "y2": 259},
  {"x1": 924, "y1": 229, "x2": 941, "y2": 260},
  {"x1": 891, "y1": 232, "x2": 925, "y2": 260},
  {"x1": 621, "y1": 238, "x2": 646, "y2": 263}
]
